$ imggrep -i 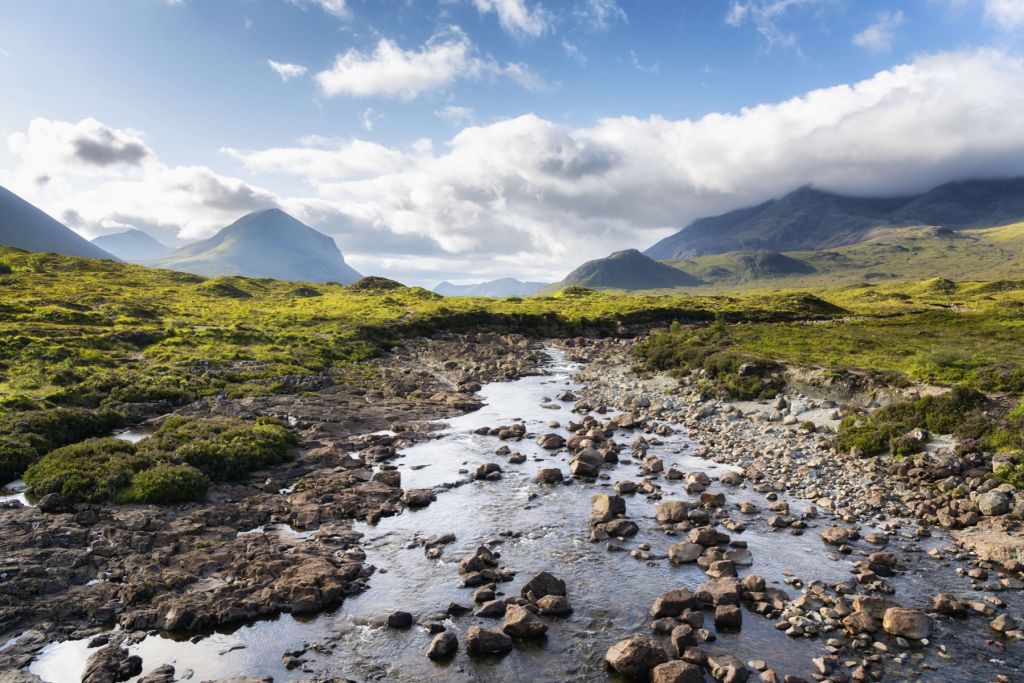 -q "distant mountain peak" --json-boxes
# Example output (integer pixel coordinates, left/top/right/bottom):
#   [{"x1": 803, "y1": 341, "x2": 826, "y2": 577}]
[
  {"x1": 92, "y1": 228, "x2": 172, "y2": 263},
  {"x1": 554, "y1": 248, "x2": 701, "y2": 291},
  {"x1": 434, "y1": 277, "x2": 549, "y2": 297},
  {"x1": 0, "y1": 185, "x2": 116, "y2": 260},
  {"x1": 156, "y1": 208, "x2": 361, "y2": 284}
]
